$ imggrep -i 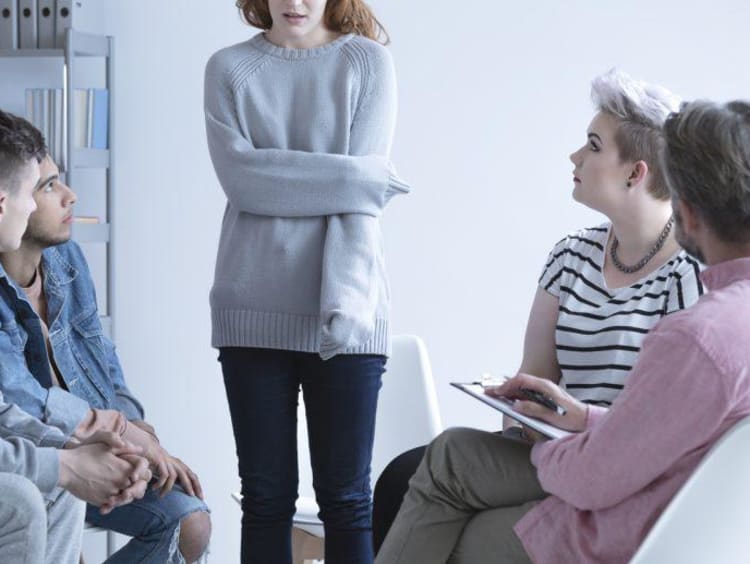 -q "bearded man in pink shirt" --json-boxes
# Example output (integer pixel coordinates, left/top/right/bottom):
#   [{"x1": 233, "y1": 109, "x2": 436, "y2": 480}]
[{"x1": 376, "y1": 100, "x2": 750, "y2": 564}]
